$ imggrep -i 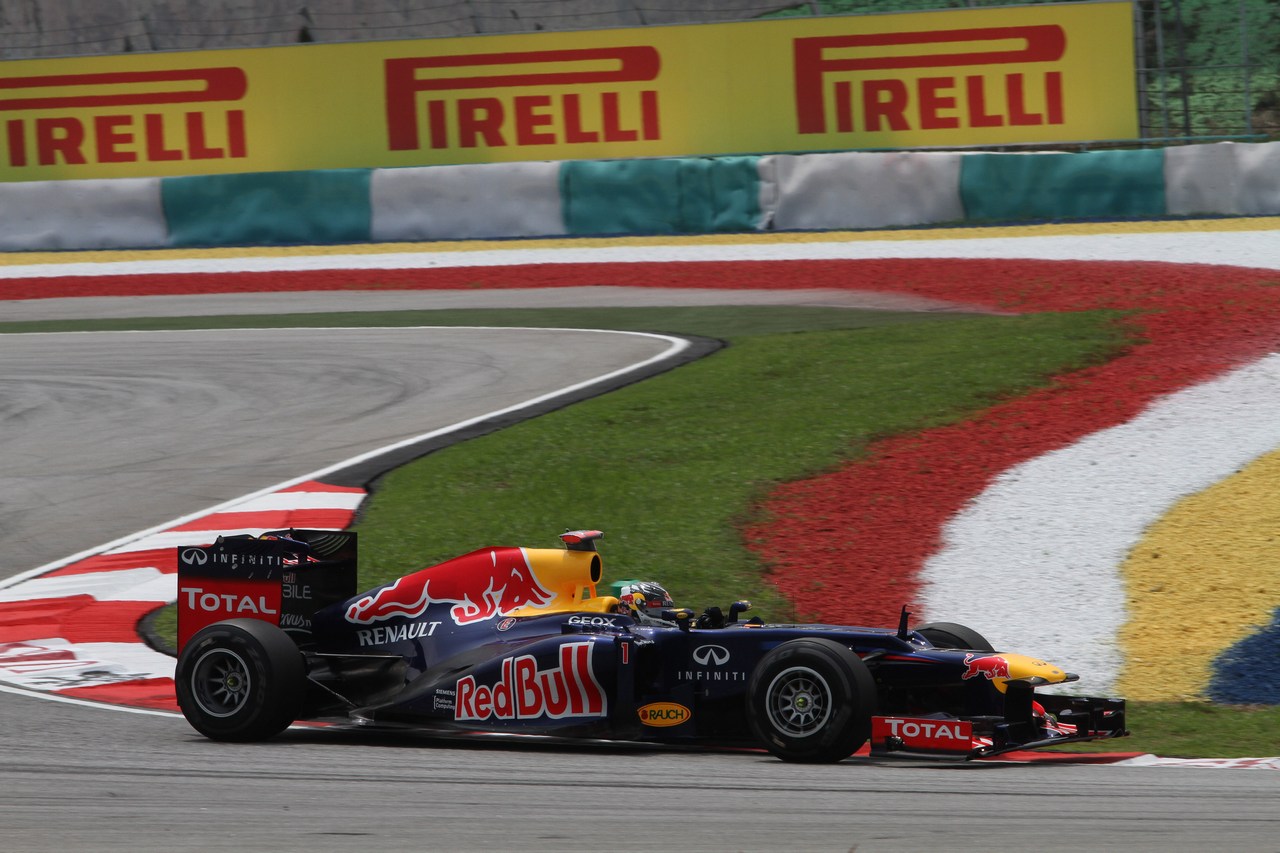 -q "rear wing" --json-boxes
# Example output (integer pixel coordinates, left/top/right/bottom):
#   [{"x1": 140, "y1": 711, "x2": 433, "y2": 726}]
[{"x1": 176, "y1": 529, "x2": 357, "y2": 652}]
